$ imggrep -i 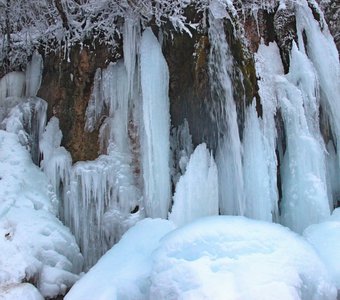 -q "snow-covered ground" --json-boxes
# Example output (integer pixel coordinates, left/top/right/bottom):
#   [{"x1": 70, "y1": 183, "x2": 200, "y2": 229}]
[
  {"x1": 0, "y1": 130, "x2": 83, "y2": 299},
  {"x1": 66, "y1": 216, "x2": 338, "y2": 300}
]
